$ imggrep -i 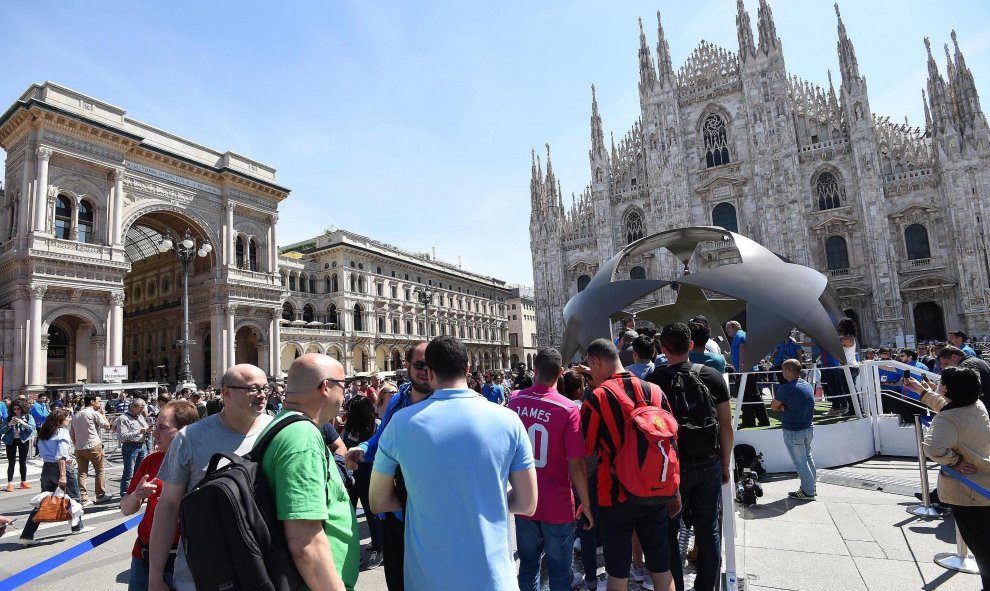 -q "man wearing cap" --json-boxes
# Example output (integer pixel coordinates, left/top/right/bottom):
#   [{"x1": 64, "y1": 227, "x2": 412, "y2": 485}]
[{"x1": 948, "y1": 330, "x2": 977, "y2": 357}]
